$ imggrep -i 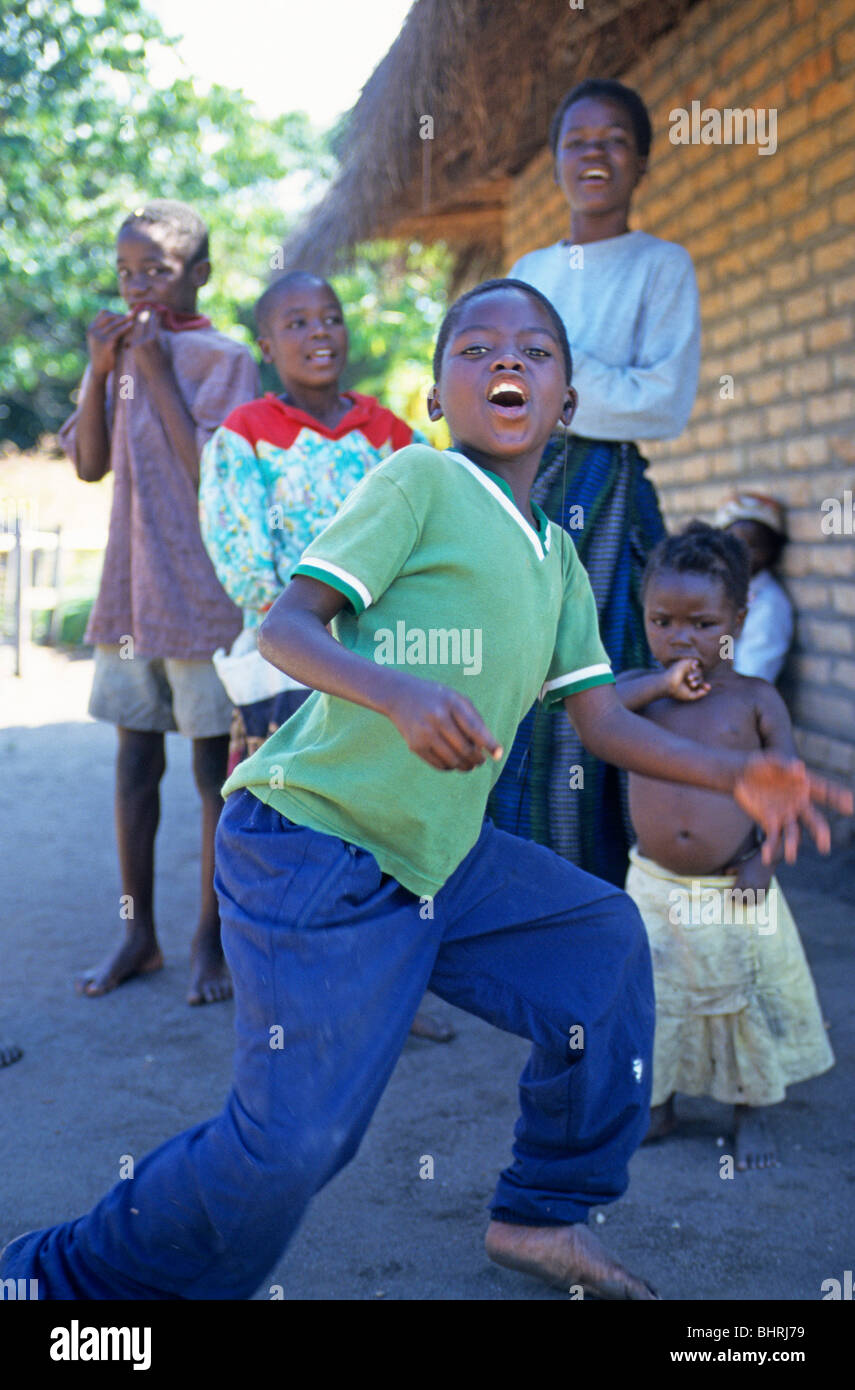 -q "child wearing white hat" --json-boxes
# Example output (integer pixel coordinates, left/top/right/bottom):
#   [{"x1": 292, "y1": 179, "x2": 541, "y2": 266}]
[{"x1": 714, "y1": 492, "x2": 794, "y2": 684}]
